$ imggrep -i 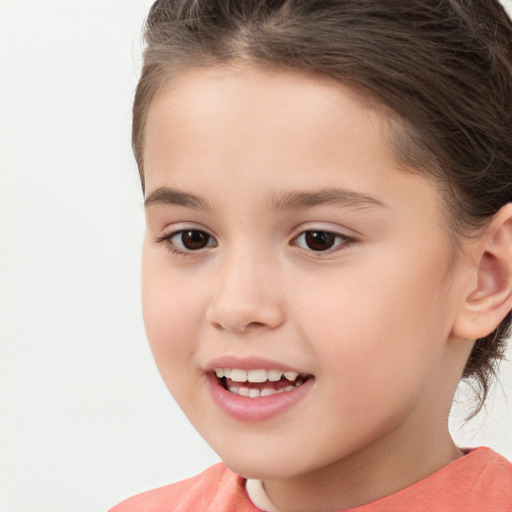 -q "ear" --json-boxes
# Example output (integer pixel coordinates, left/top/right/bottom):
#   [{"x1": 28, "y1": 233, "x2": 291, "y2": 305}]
[{"x1": 452, "y1": 203, "x2": 512, "y2": 340}]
